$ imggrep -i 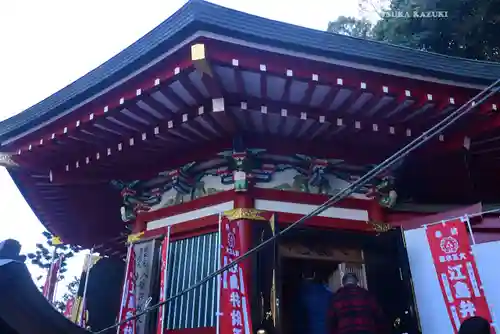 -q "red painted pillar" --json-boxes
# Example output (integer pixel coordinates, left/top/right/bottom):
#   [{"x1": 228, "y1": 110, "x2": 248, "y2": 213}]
[
  {"x1": 132, "y1": 216, "x2": 147, "y2": 234},
  {"x1": 368, "y1": 199, "x2": 385, "y2": 222},
  {"x1": 233, "y1": 190, "x2": 254, "y2": 285}
]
